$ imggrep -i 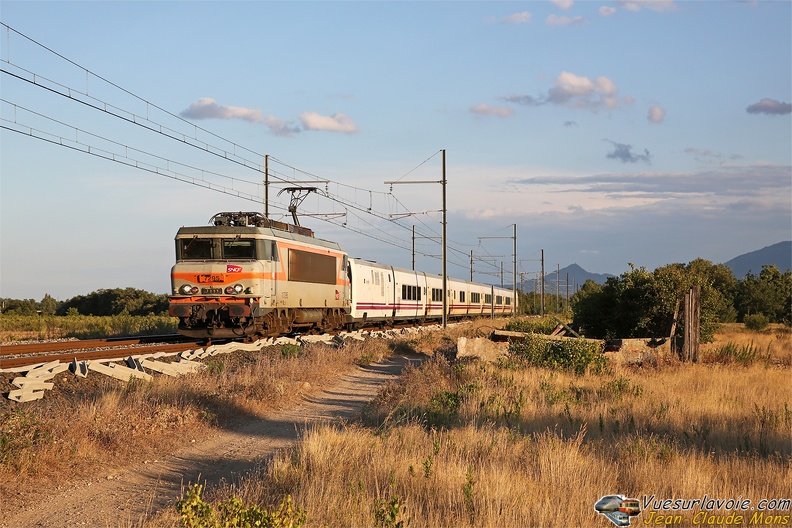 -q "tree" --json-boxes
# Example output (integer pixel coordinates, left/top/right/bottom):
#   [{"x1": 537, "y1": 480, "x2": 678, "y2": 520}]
[
  {"x1": 1, "y1": 298, "x2": 38, "y2": 315},
  {"x1": 57, "y1": 288, "x2": 169, "y2": 316},
  {"x1": 571, "y1": 260, "x2": 738, "y2": 342},
  {"x1": 736, "y1": 265, "x2": 792, "y2": 325},
  {"x1": 570, "y1": 279, "x2": 613, "y2": 338},
  {"x1": 39, "y1": 294, "x2": 59, "y2": 315},
  {"x1": 571, "y1": 266, "x2": 660, "y2": 339}
]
